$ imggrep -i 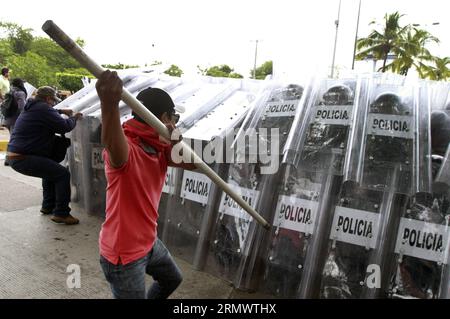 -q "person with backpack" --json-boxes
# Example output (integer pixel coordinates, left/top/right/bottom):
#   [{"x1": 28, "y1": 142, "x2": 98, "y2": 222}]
[
  {"x1": 2, "y1": 78, "x2": 27, "y2": 133},
  {"x1": 6, "y1": 86, "x2": 83, "y2": 225}
]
